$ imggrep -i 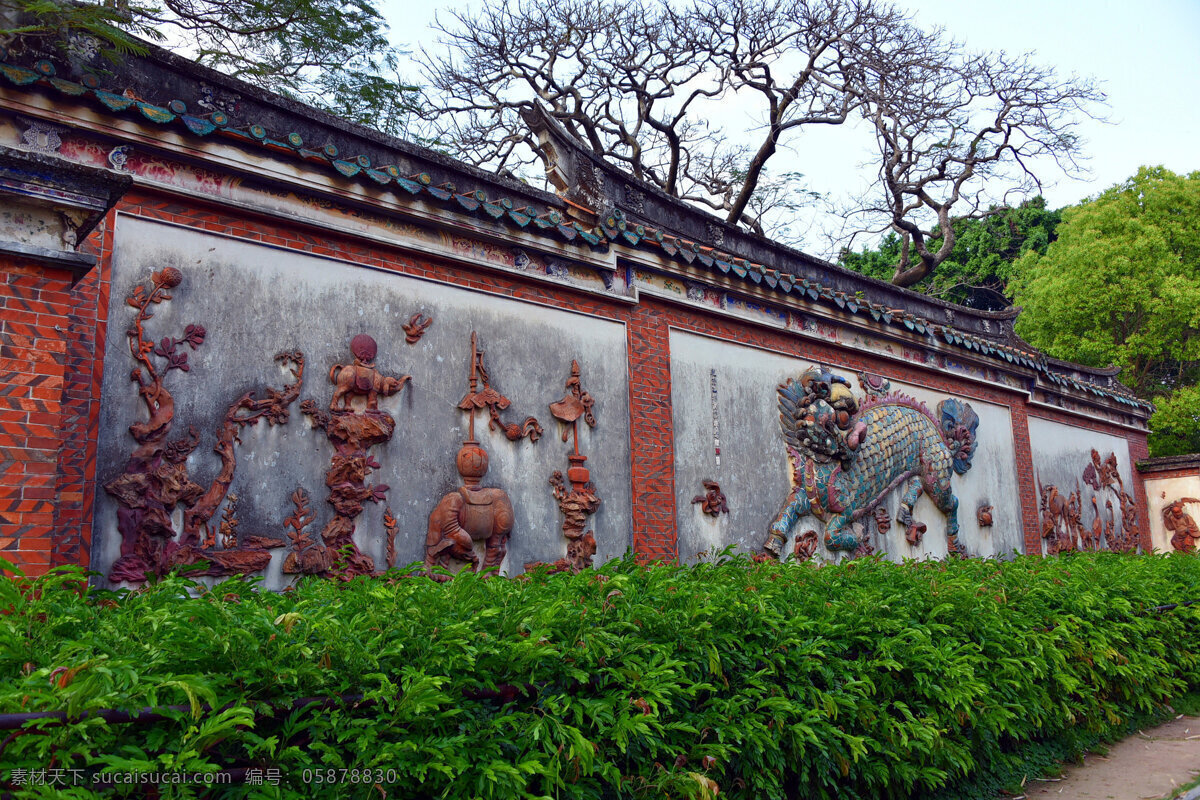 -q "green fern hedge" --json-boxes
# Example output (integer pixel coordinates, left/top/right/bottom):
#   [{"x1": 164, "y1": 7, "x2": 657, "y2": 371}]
[{"x1": 2, "y1": 552, "x2": 1199, "y2": 799}]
